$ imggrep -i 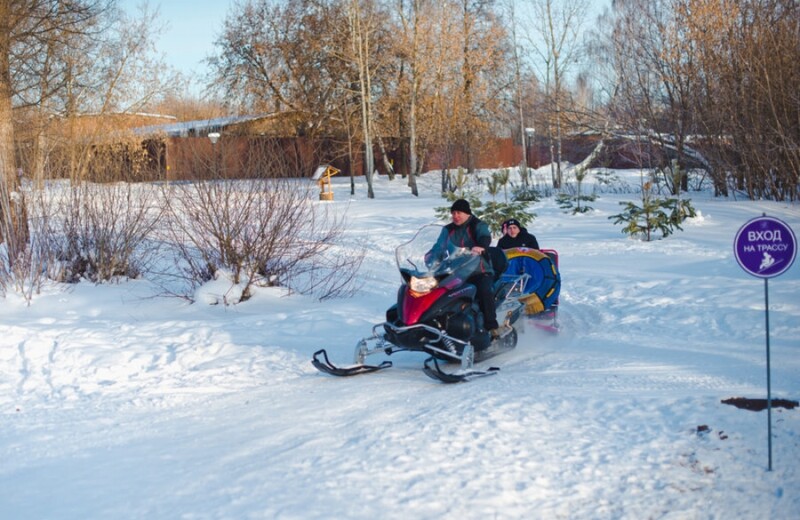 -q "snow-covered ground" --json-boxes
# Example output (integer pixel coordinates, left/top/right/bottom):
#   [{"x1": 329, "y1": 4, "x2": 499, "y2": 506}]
[{"x1": 1, "y1": 170, "x2": 798, "y2": 519}]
